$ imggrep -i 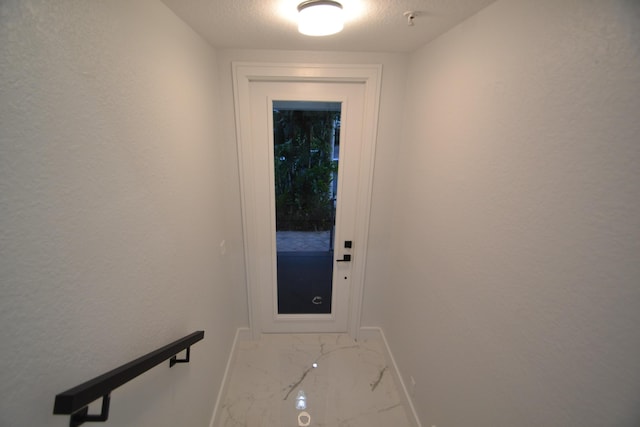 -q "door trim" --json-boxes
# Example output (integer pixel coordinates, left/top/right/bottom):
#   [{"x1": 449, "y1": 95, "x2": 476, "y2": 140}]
[{"x1": 232, "y1": 62, "x2": 382, "y2": 339}]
